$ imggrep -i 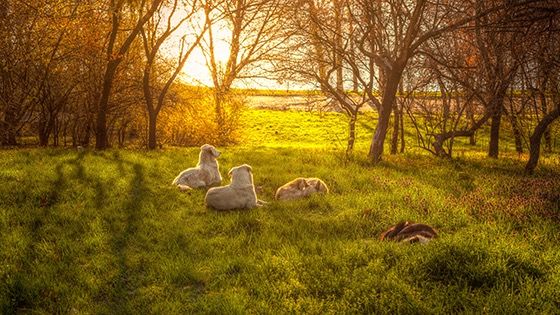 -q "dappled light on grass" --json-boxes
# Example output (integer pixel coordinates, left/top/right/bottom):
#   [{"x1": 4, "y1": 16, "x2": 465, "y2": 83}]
[
  {"x1": 0, "y1": 142, "x2": 559, "y2": 313},
  {"x1": 1, "y1": 0, "x2": 559, "y2": 311}
]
